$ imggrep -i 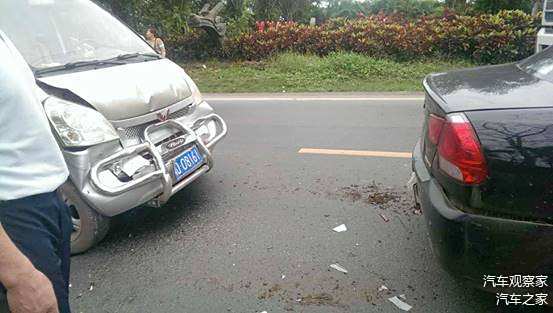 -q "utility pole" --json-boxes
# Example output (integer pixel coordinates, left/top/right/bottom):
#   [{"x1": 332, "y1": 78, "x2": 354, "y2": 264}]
[{"x1": 532, "y1": 0, "x2": 543, "y2": 17}]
